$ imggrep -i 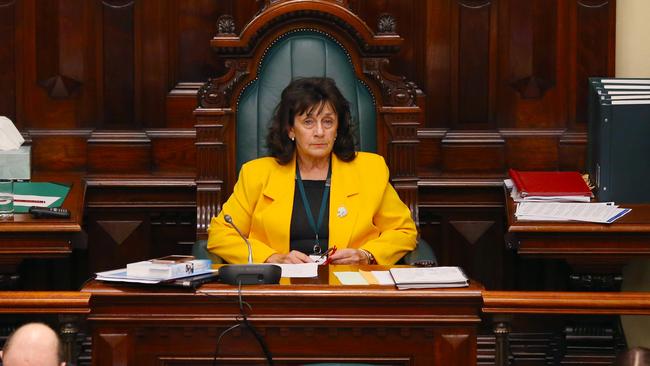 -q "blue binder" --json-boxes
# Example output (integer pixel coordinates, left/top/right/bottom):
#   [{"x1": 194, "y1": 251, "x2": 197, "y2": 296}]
[{"x1": 588, "y1": 77, "x2": 650, "y2": 203}]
